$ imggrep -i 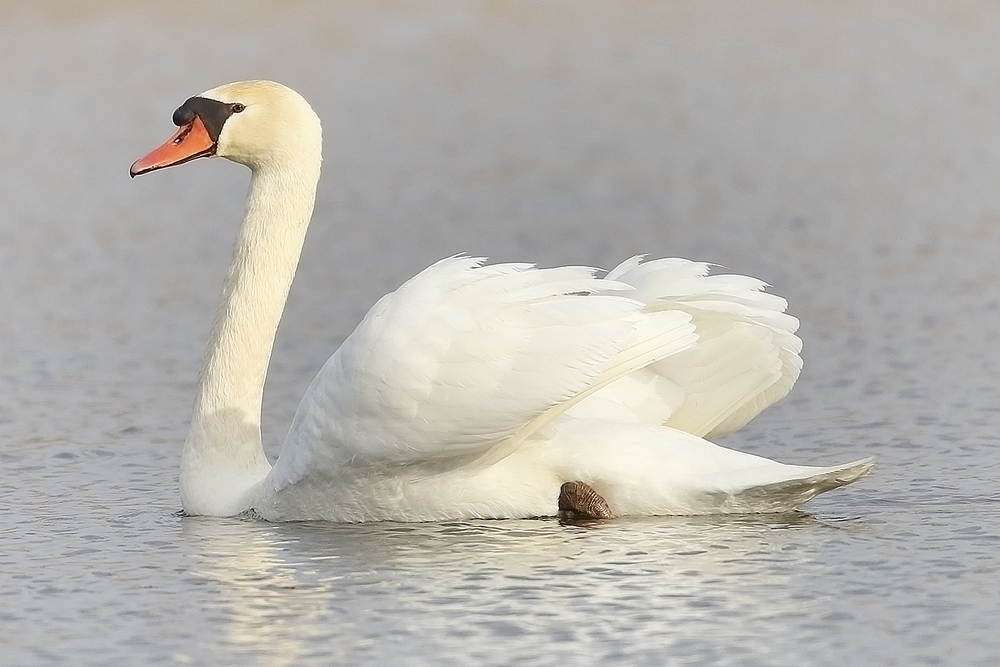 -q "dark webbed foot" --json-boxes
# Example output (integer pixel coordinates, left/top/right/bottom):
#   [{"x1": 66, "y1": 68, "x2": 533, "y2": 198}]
[{"x1": 558, "y1": 481, "x2": 614, "y2": 520}]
